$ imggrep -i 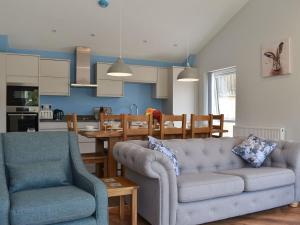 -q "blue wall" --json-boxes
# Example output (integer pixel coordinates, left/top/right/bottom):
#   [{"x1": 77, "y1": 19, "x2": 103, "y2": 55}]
[
  {"x1": 0, "y1": 35, "x2": 9, "y2": 51},
  {"x1": 1, "y1": 35, "x2": 182, "y2": 115}
]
